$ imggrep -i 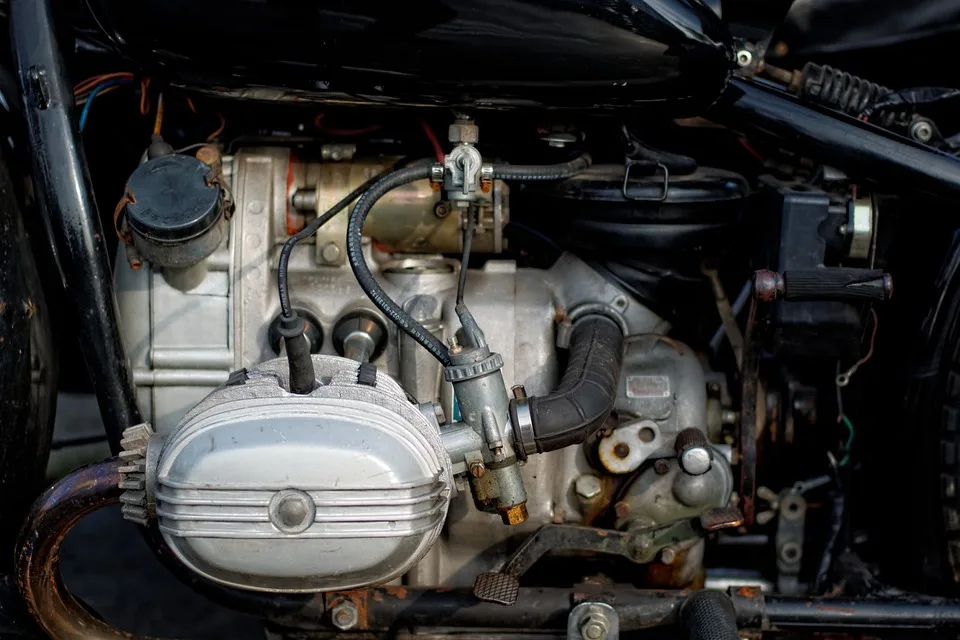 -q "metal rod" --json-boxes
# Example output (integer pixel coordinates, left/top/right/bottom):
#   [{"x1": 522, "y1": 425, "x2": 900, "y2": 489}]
[
  {"x1": 710, "y1": 78, "x2": 960, "y2": 202},
  {"x1": 10, "y1": 0, "x2": 142, "y2": 454}
]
